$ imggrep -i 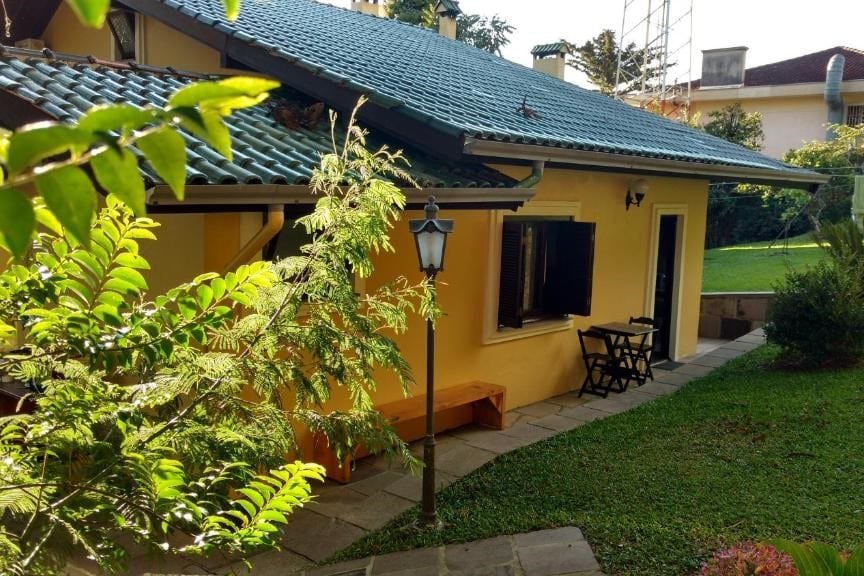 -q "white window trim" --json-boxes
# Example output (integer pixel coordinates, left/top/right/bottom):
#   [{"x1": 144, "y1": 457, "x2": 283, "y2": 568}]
[
  {"x1": 483, "y1": 201, "x2": 582, "y2": 345},
  {"x1": 643, "y1": 204, "x2": 687, "y2": 361}
]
